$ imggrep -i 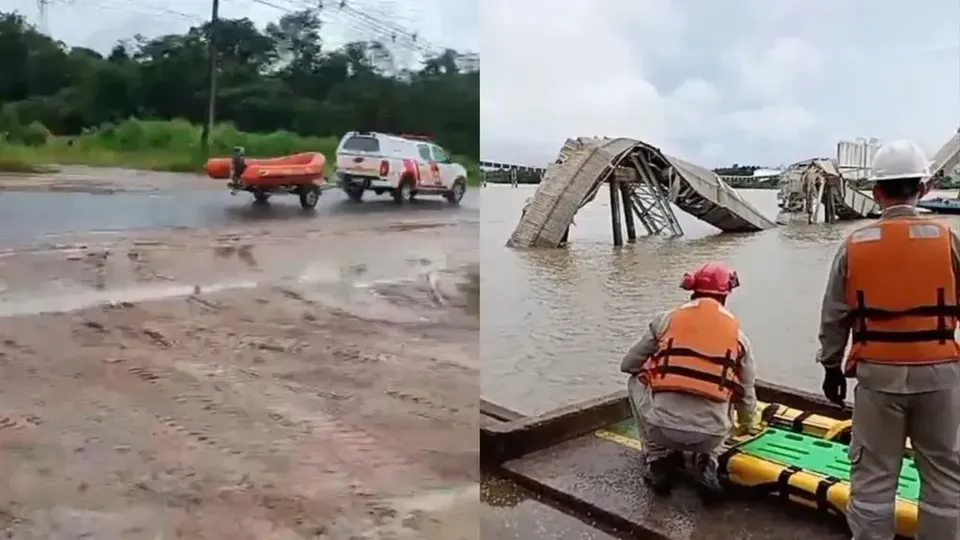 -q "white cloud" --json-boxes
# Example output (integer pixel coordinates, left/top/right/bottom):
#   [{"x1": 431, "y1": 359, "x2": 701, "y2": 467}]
[
  {"x1": 724, "y1": 105, "x2": 818, "y2": 142},
  {"x1": 605, "y1": 0, "x2": 687, "y2": 57},
  {"x1": 739, "y1": 0, "x2": 852, "y2": 25},
  {"x1": 482, "y1": 0, "x2": 960, "y2": 167},
  {"x1": 721, "y1": 37, "x2": 823, "y2": 103},
  {"x1": 663, "y1": 78, "x2": 723, "y2": 139},
  {"x1": 481, "y1": 0, "x2": 716, "y2": 164}
]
